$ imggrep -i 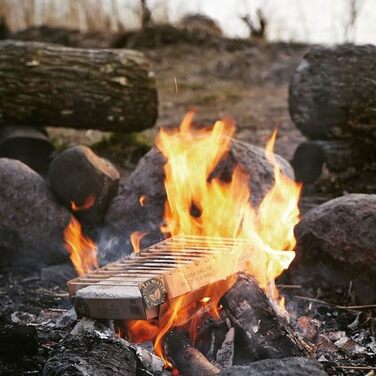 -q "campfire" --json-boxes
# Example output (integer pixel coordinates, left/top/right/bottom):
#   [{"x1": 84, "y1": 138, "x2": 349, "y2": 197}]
[
  {"x1": 63, "y1": 111, "x2": 304, "y2": 372},
  {"x1": 0, "y1": 21, "x2": 375, "y2": 376}
]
